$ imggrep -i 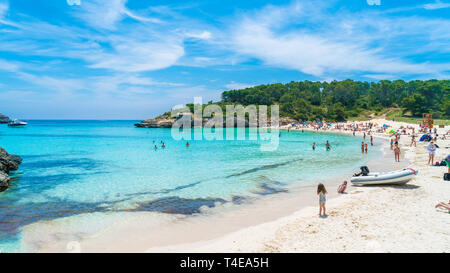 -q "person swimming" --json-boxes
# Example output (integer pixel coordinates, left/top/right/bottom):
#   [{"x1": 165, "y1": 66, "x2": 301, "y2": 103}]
[
  {"x1": 186, "y1": 141, "x2": 190, "y2": 147},
  {"x1": 325, "y1": 141, "x2": 331, "y2": 151}
]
